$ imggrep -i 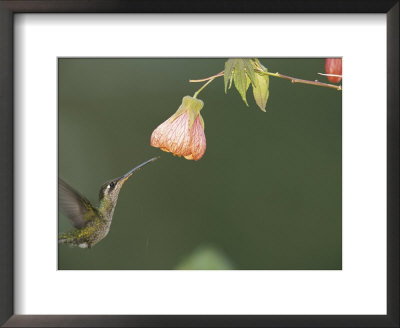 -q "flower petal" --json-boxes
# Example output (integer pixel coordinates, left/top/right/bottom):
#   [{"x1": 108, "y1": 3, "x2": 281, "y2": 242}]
[
  {"x1": 166, "y1": 112, "x2": 192, "y2": 157},
  {"x1": 151, "y1": 118, "x2": 173, "y2": 149},
  {"x1": 189, "y1": 116, "x2": 206, "y2": 161}
]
